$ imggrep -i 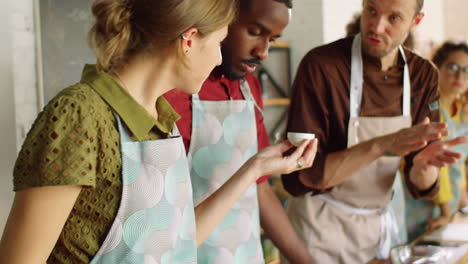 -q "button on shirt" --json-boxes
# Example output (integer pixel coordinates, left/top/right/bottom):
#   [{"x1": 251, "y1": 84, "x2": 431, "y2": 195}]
[{"x1": 165, "y1": 68, "x2": 271, "y2": 184}]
